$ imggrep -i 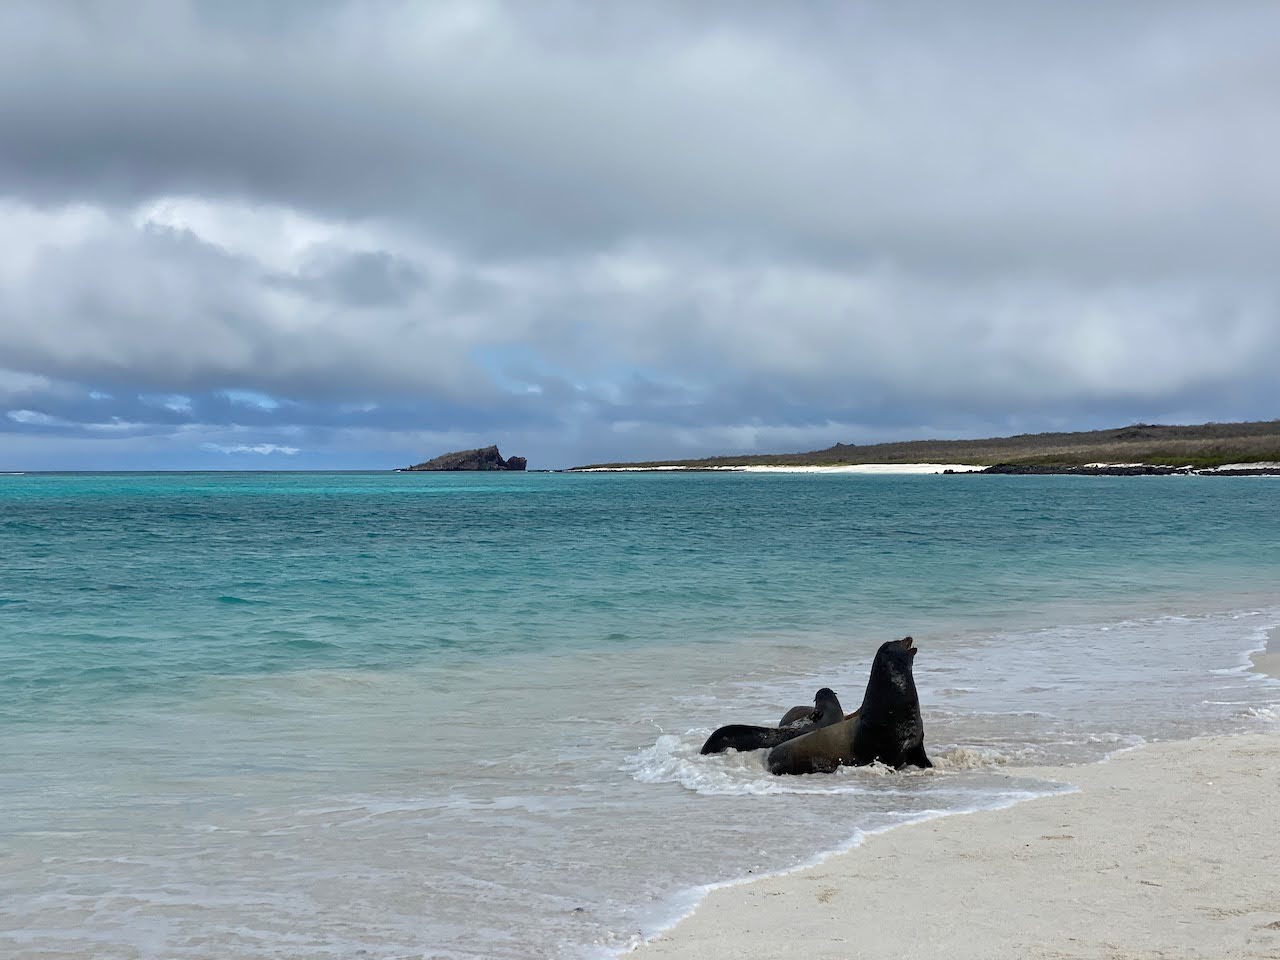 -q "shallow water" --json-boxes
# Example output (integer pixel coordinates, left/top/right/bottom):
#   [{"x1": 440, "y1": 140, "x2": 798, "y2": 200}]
[{"x1": 2, "y1": 471, "x2": 1278, "y2": 958}]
